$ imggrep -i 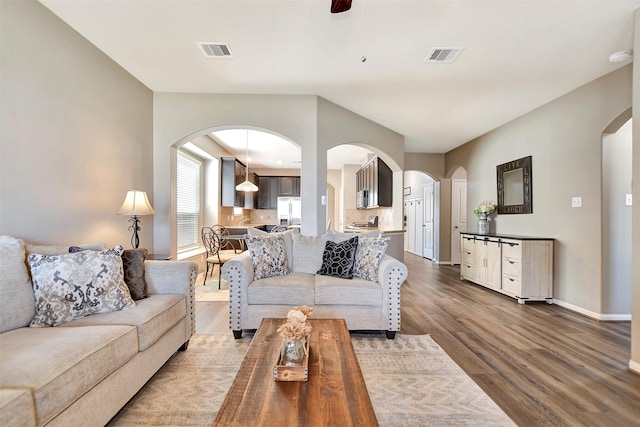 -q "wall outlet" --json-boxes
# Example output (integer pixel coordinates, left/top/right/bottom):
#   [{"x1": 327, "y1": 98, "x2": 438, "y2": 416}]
[
  {"x1": 571, "y1": 197, "x2": 582, "y2": 208},
  {"x1": 626, "y1": 194, "x2": 633, "y2": 206}
]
